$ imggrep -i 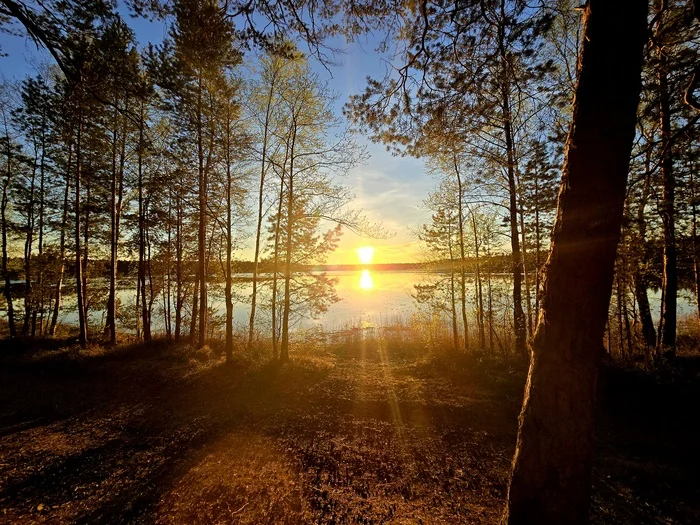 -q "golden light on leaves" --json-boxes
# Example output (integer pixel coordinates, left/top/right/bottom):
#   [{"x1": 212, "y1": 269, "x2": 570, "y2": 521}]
[
  {"x1": 357, "y1": 246, "x2": 375, "y2": 265},
  {"x1": 359, "y1": 270, "x2": 374, "y2": 290}
]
